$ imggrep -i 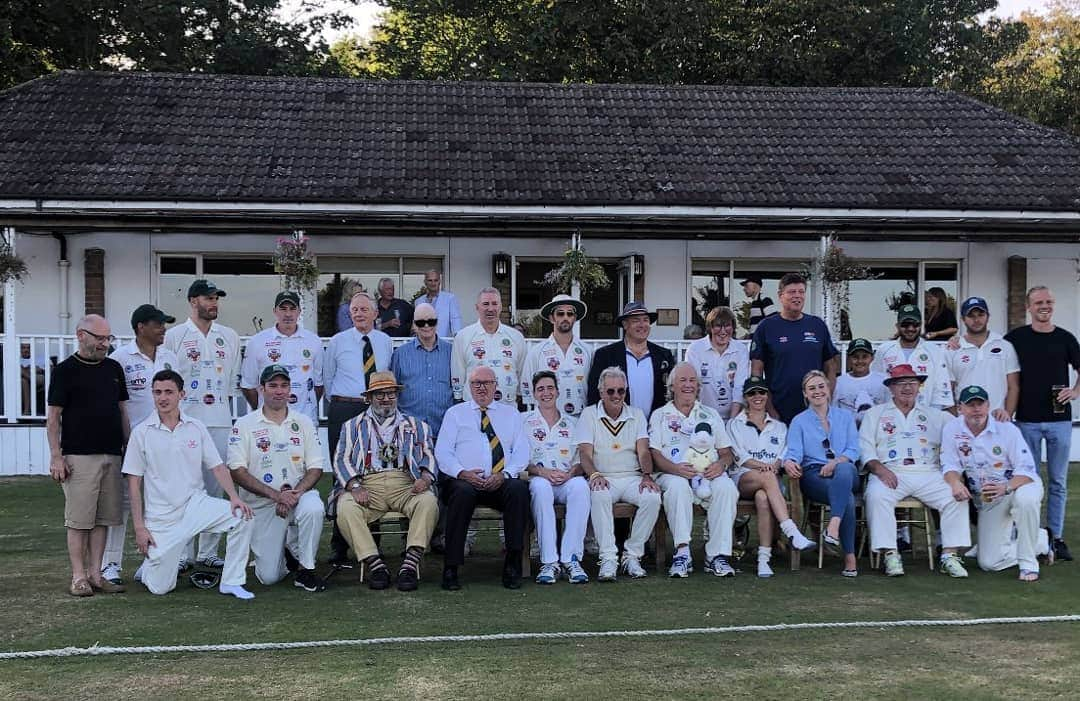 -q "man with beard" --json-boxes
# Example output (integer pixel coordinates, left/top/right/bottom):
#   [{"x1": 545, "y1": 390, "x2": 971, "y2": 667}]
[
  {"x1": 521, "y1": 294, "x2": 592, "y2": 417},
  {"x1": 48, "y1": 315, "x2": 131, "y2": 596},
  {"x1": 101, "y1": 304, "x2": 180, "y2": 585},
  {"x1": 451, "y1": 288, "x2": 526, "y2": 407},
  {"x1": 874, "y1": 304, "x2": 954, "y2": 412},
  {"x1": 227, "y1": 365, "x2": 327, "y2": 592},
  {"x1": 334, "y1": 371, "x2": 439, "y2": 591},
  {"x1": 945, "y1": 297, "x2": 1018, "y2": 422},
  {"x1": 163, "y1": 279, "x2": 242, "y2": 569}
]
